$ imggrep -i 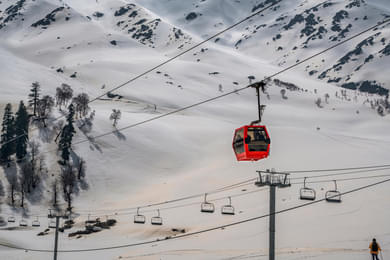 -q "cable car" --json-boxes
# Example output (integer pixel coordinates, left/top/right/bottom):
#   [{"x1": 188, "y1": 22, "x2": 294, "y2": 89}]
[
  {"x1": 325, "y1": 180, "x2": 342, "y2": 203},
  {"x1": 300, "y1": 177, "x2": 316, "y2": 201},
  {"x1": 151, "y1": 209, "x2": 163, "y2": 225},
  {"x1": 233, "y1": 125, "x2": 270, "y2": 161},
  {"x1": 19, "y1": 219, "x2": 28, "y2": 227},
  {"x1": 221, "y1": 197, "x2": 235, "y2": 215},
  {"x1": 201, "y1": 193, "x2": 215, "y2": 213},
  {"x1": 134, "y1": 208, "x2": 146, "y2": 224},
  {"x1": 32, "y1": 217, "x2": 40, "y2": 227}
]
